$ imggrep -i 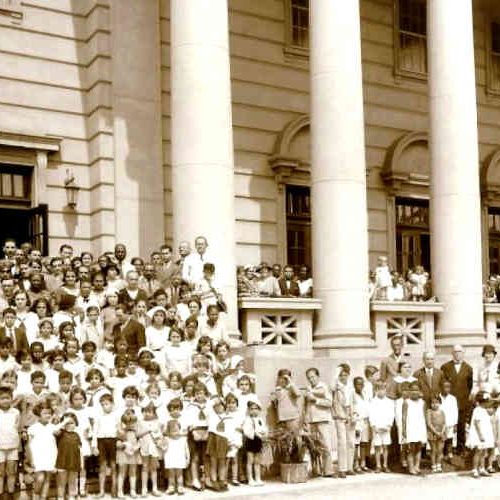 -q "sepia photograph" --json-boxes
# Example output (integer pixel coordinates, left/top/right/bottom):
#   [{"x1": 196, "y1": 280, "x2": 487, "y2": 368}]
[{"x1": 0, "y1": 0, "x2": 498, "y2": 498}]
